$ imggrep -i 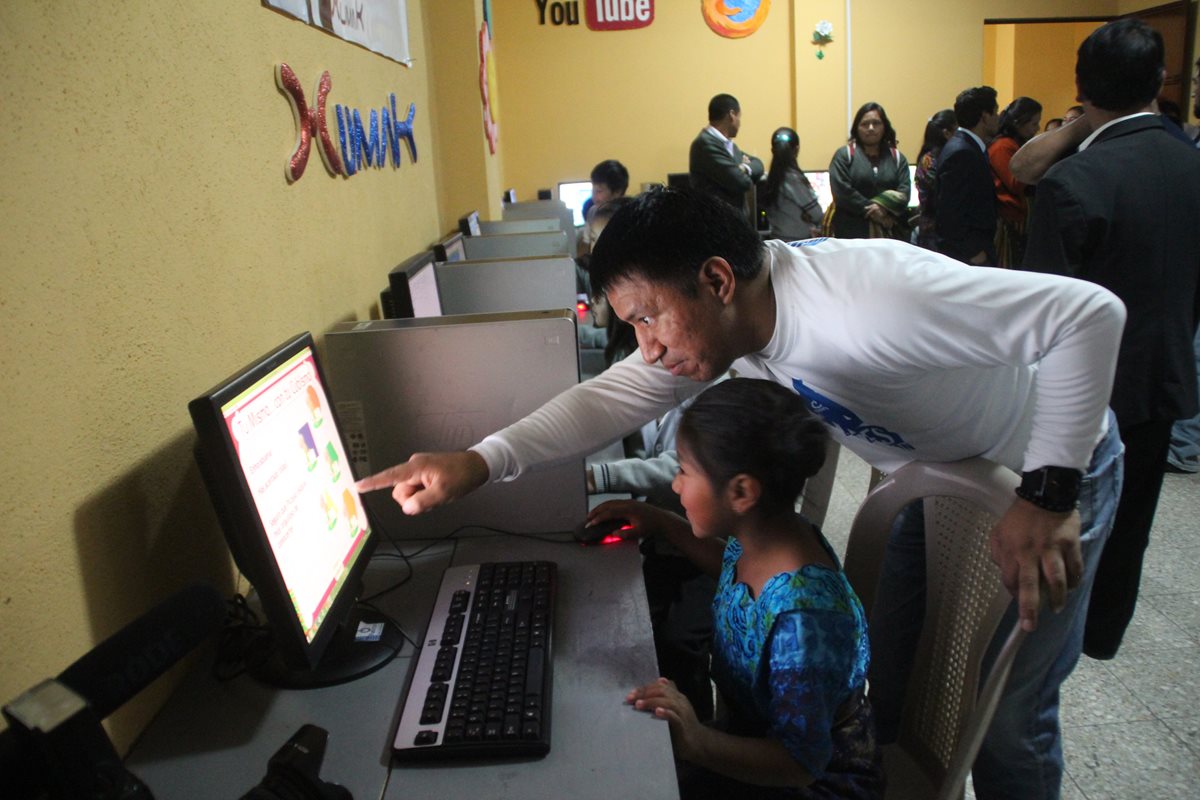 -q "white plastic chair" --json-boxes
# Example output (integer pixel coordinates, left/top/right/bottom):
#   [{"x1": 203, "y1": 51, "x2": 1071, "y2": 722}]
[{"x1": 842, "y1": 458, "x2": 1028, "y2": 800}]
